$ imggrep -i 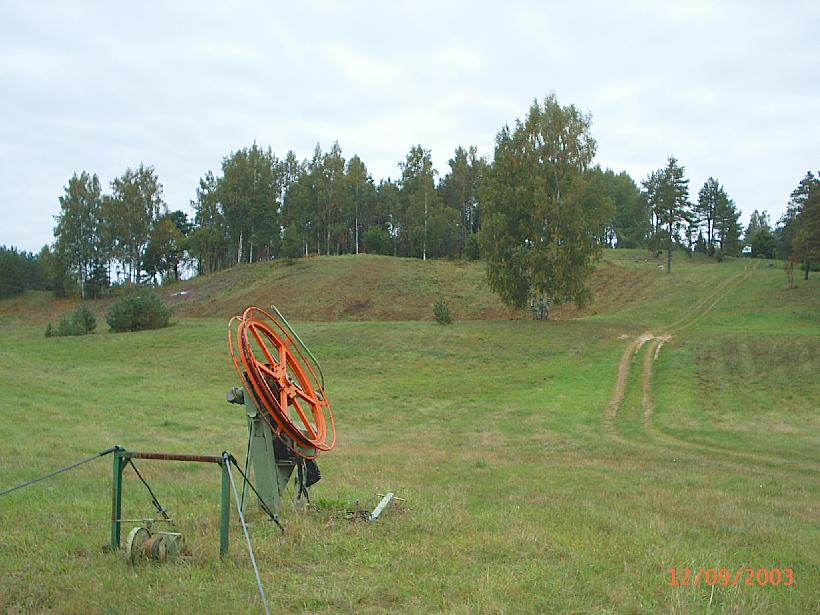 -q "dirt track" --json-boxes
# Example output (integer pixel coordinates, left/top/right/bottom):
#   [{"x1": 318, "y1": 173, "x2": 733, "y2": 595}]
[{"x1": 604, "y1": 262, "x2": 819, "y2": 473}]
